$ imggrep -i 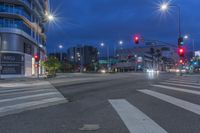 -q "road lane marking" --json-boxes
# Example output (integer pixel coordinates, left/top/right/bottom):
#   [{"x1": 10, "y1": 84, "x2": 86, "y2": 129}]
[
  {"x1": 159, "y1": 82, "x2": 200, "y2": 89},
  {"x1": 109, "y1": 99, "x2": 167, "y2": 133},
  {"x1": 138, "y1": 89, "x2": 200, "y2": 115},
  {"x1": 152, "y1": 85, "x2": 200, "y2": 95}
]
